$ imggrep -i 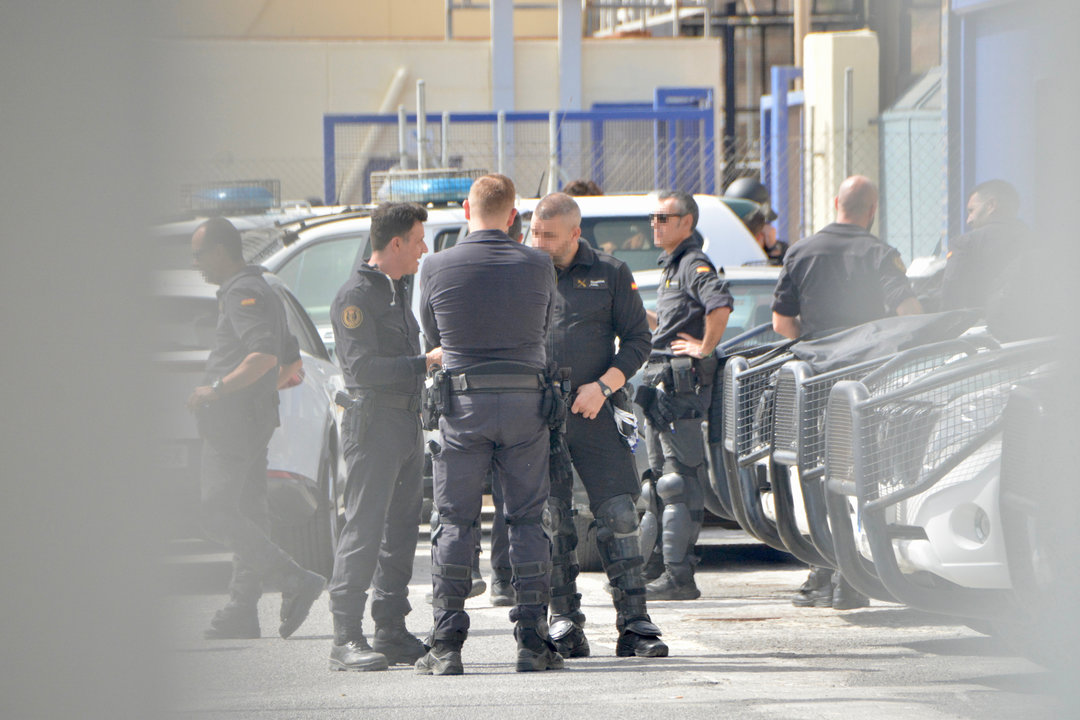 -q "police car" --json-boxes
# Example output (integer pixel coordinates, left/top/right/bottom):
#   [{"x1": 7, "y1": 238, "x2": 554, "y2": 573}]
[
  {"x1": 154, "y1": 269, "x2": 345, "y2": 578},
  {"x1": 515, "y1": 193, "x2": 768, "y2": 272}
]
